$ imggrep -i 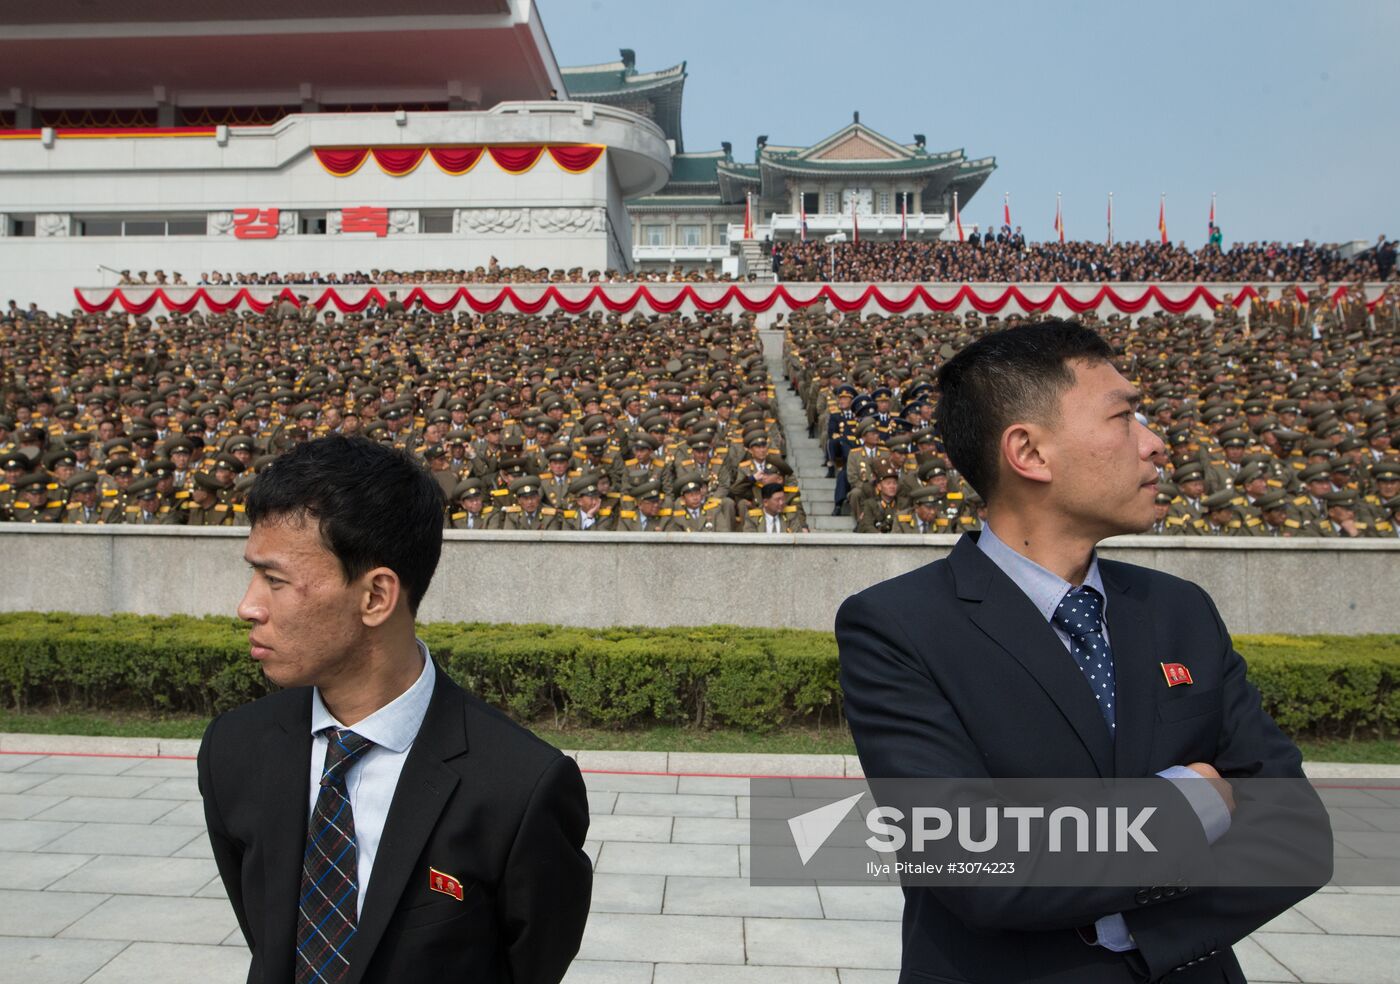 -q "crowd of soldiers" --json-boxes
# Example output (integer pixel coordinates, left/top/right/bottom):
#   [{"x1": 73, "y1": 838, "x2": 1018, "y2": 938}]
[
  {"x1": 0, "y1": 306, "x2": 809, "y2": 533},
  {"x1": 4, "y1": 284, "x2": 1399, "y2": 541},
  {"x1": 785, "y1": 294, "x2": 1400, "y2": 537},
  {"x1": 104, "y1": 263, "x2": 740, "y2": 289},
  {"x1": 771, "y1": 236, "x2": 1398, "y2": 285}
]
